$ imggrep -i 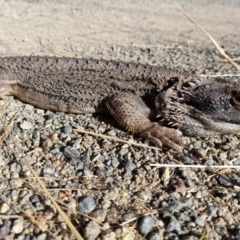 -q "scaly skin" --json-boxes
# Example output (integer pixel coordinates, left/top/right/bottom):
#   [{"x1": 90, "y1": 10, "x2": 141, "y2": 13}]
[{"x1": 1, "y1": 56, "x2": 240, "y2": 153}]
